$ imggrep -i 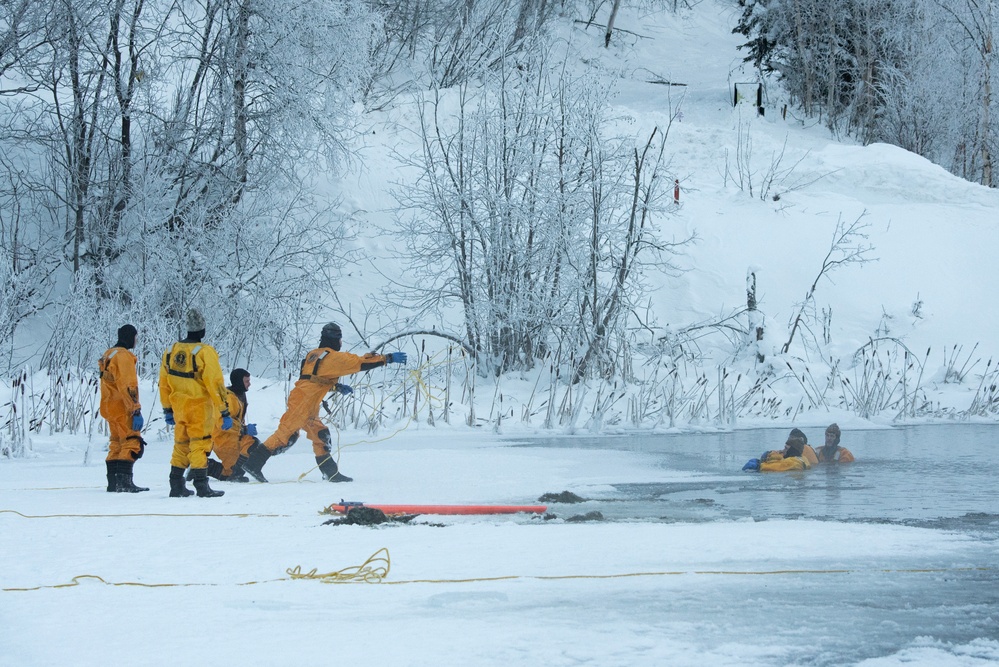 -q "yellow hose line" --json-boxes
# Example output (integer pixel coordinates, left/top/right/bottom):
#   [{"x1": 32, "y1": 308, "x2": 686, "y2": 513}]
[
  {"x1": 4, "y1": 547, "x2": 993, "y2": 592},
  {"x1": 0, "y1": 509, "x2": 289, "y2": 519}
]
